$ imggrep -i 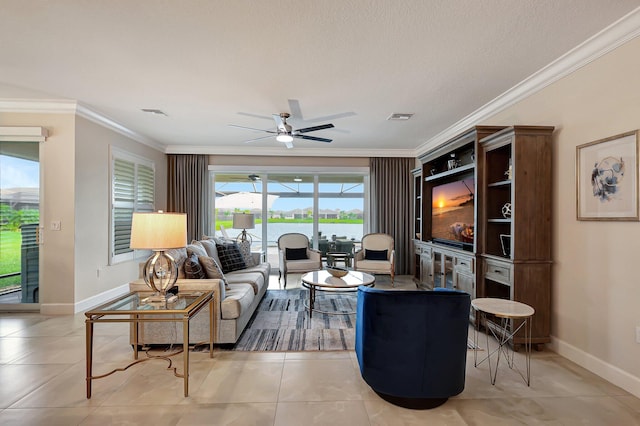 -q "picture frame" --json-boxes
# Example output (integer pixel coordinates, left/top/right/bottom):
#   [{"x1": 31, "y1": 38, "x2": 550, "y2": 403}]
[{"x1": 576, "y1": 130, "x2": 639, "y2": 221}]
